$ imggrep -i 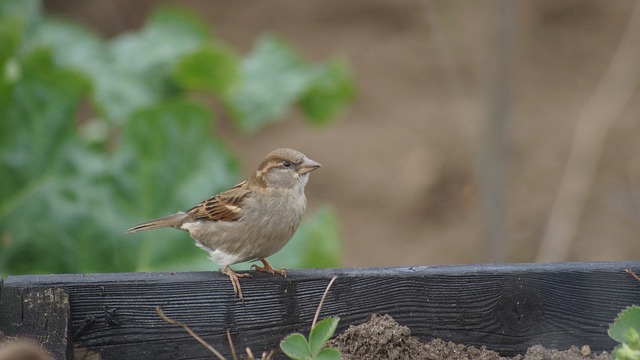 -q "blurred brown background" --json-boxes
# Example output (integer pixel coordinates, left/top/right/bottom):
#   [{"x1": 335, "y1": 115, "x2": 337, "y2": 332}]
[{"x1": 45, "y1": 0, "x2": 640, "y2": 267}]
